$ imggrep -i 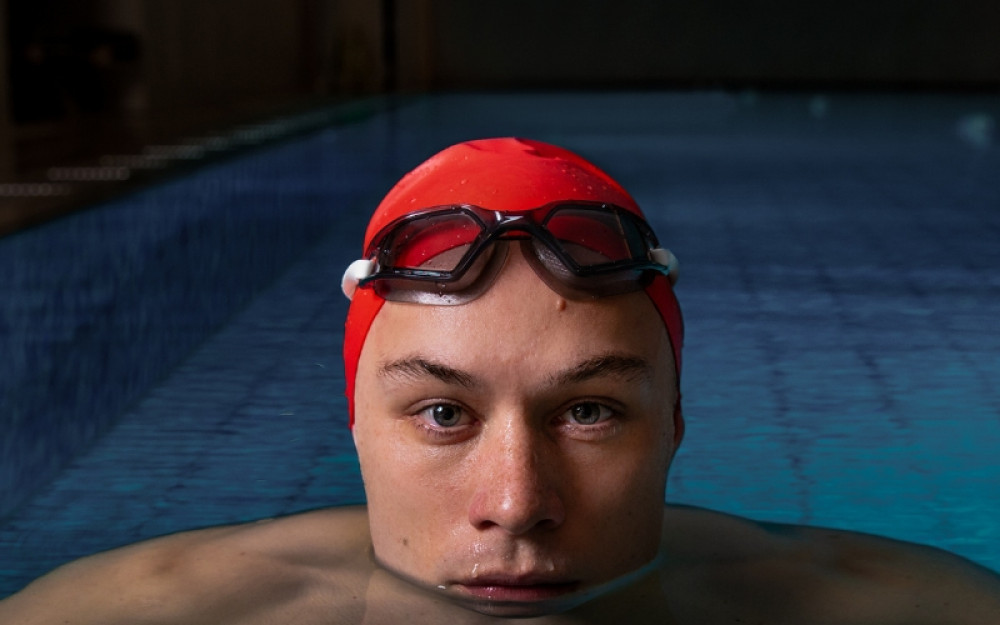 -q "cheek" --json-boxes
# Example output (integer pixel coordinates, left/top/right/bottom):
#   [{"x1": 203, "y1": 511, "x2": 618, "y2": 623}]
[
  {"x1": 555, "y1": 443, "x2": 669, "y2": 573},
  {"x1": 354, "y1": 420, "x2": 466, "y2": 528},
  {"x1": 355, "y1": 422, "x2": 417, "y2": 503},
  {"x1": 577, "y1": 423, "x2": 674, "y2": 516},
  {"x1": 354, "y1": 424, "x2": 474, "y2": 578}
]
